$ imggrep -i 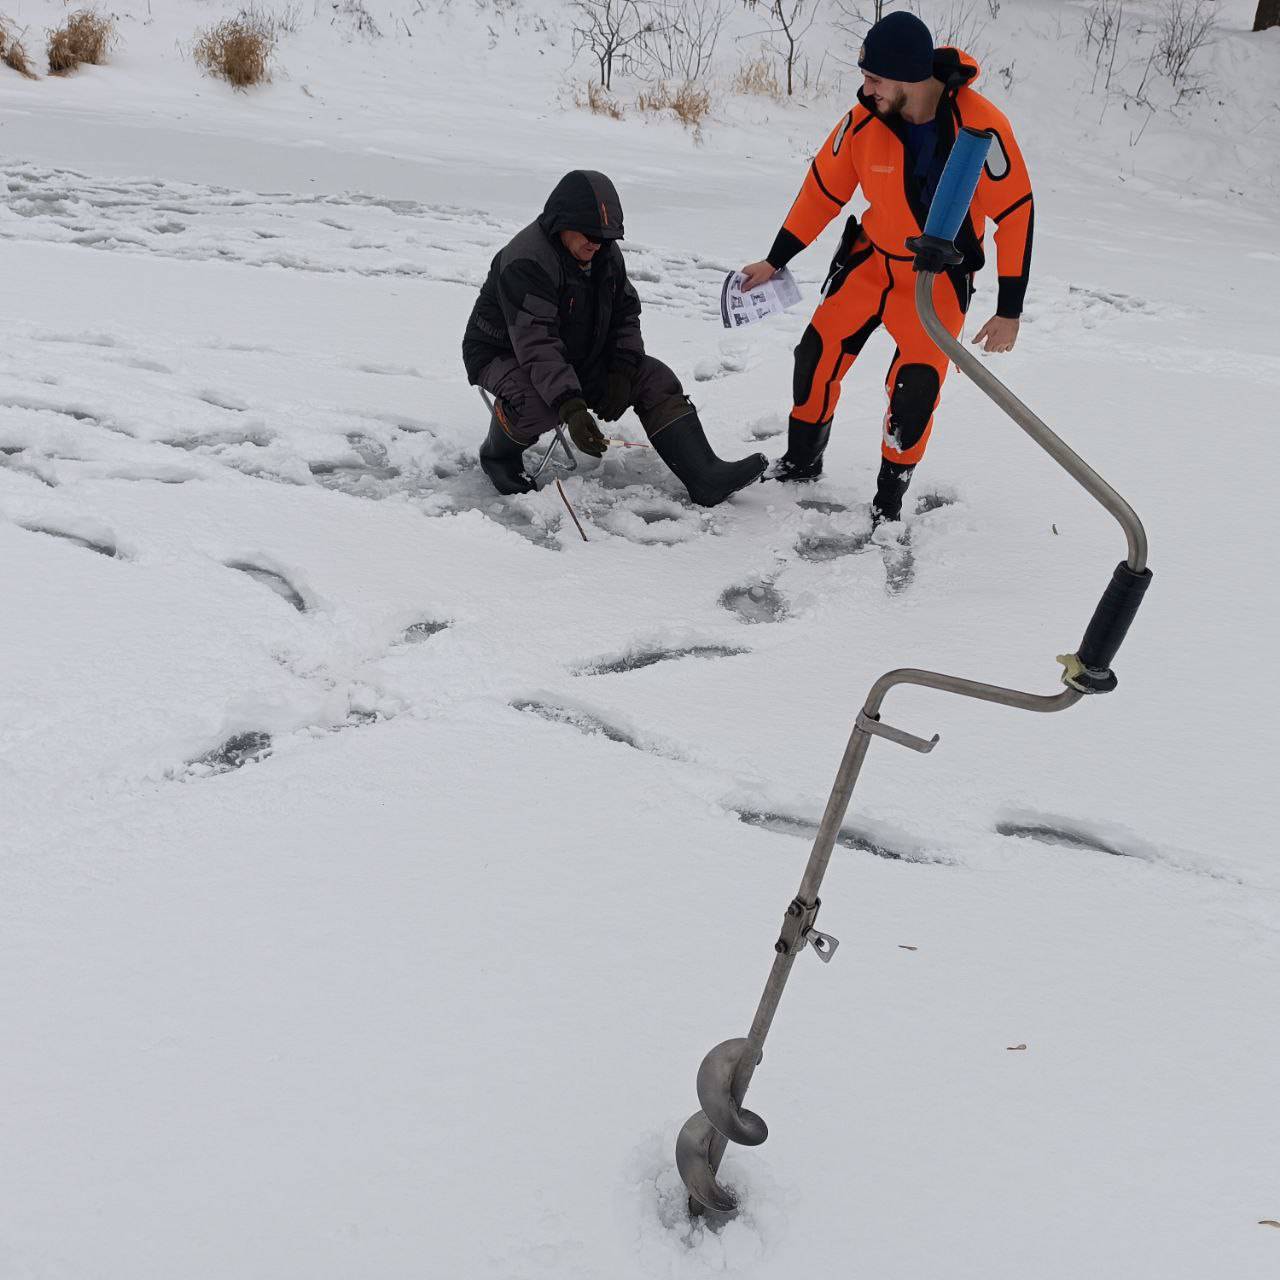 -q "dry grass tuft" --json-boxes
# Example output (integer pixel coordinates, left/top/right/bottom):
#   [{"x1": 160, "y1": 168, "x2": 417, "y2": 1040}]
[
  {"x1": 733, "y1": 56, "x2": 781, "y2": 99},
  {"x1": 47, "y1": 9, "x2": 114, "y2": 75},
  {"x1": 670, "y1": 80, "x2": 712, "y2": 129},
  {"x1": 576, "y1": 80, "x2": 625, "y2": 120},
  {"x1": 1, "y1": 18, "x2": 38, "y2": 78},
  {"x1": 639, "y1": 79, "x2": 712, "y2": 132},
  {"x1": 194, "y1": 12, "x2": 276, "y2": 89},
  {"x1": 637, "y1": 81, "x2": 672, "y2": 113}
]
